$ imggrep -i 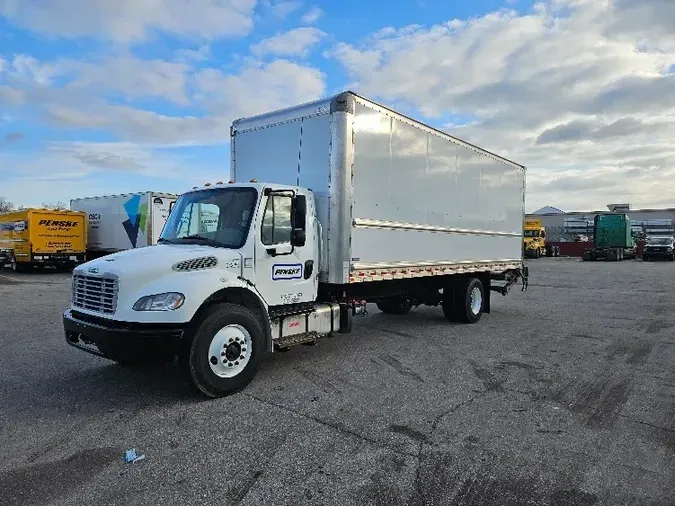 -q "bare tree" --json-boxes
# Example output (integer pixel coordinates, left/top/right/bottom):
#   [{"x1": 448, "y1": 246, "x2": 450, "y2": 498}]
[
  {"x1": 0, "y1": 196, "x2": 15, "y2": 214},
  {"x1": 41, "y1": 201, "x2": 68, "y2": 211}
]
